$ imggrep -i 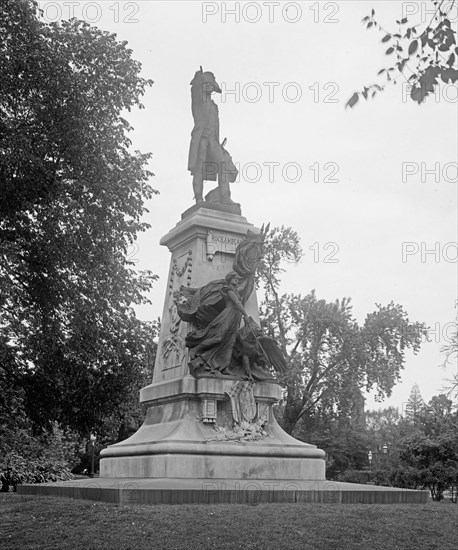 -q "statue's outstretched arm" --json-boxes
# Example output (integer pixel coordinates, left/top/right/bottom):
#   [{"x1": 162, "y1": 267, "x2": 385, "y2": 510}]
[
  {"x1": 190, "y1": 70, "x2": 205, "y2": 119},
  {"x1": 226, "y1": 289, "x2": 249, "y2": 322}
]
